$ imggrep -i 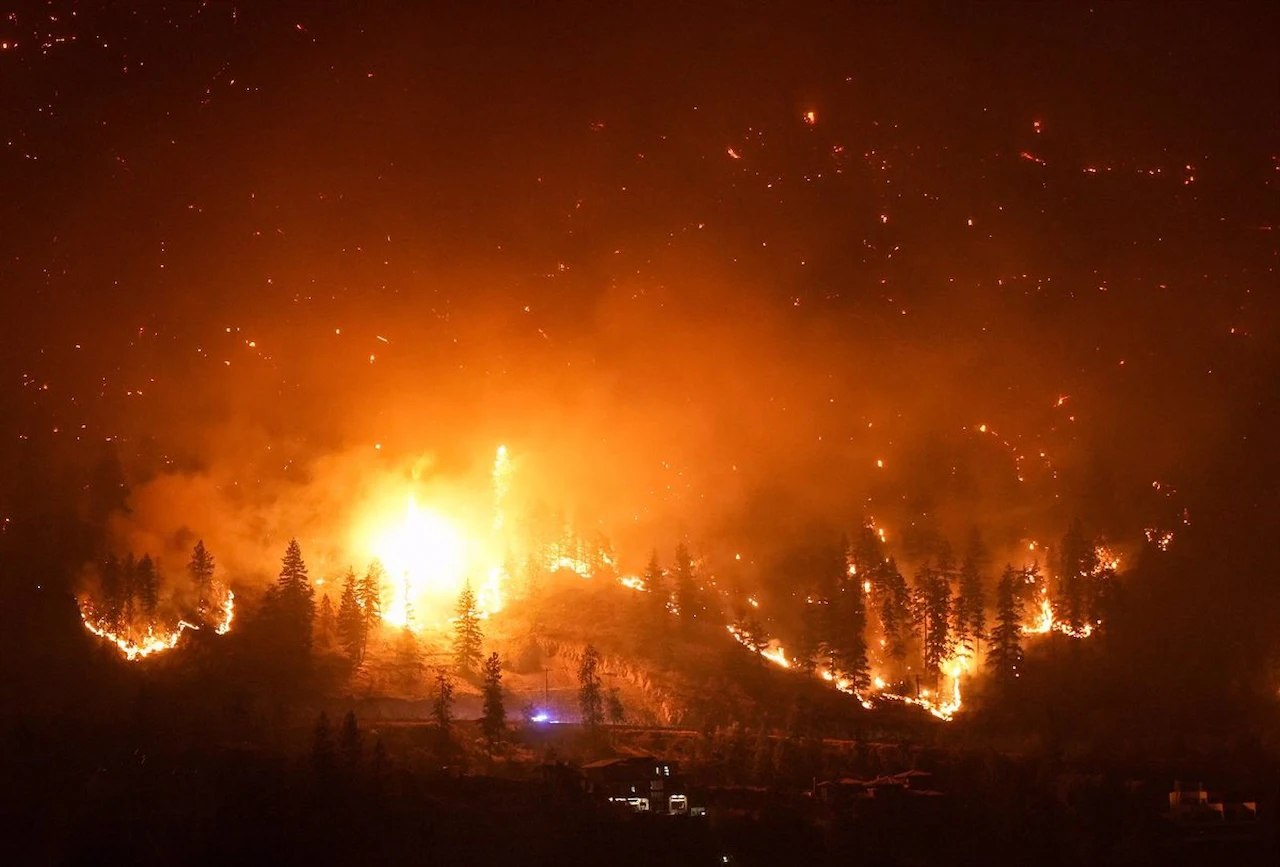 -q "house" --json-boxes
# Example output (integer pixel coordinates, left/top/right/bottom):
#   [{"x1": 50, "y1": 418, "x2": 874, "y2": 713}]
[
  {"x1": 581, "y1": 756, "x2": 689, "y2": 814},
  {"x1": 1166, "y1": 780, "x2": 1258, "y2": 826}
]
